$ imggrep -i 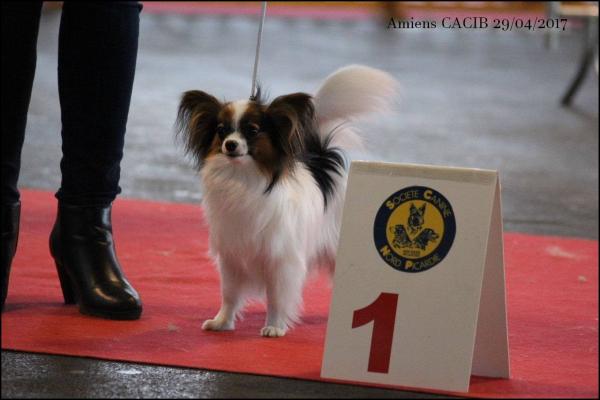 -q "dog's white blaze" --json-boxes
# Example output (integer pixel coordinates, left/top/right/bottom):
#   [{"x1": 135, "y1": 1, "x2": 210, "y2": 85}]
[{"x1": 230, "y1": 100, "x2": 249, "y2": 130}]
